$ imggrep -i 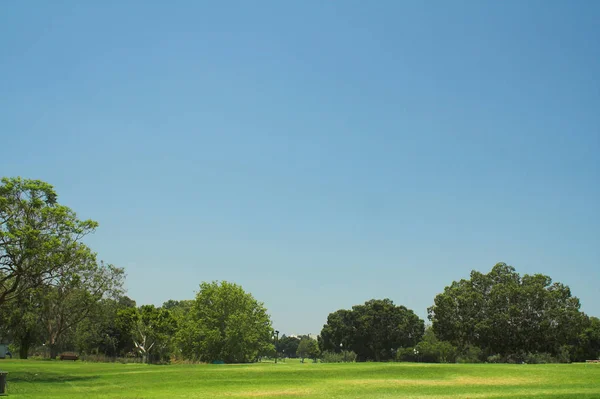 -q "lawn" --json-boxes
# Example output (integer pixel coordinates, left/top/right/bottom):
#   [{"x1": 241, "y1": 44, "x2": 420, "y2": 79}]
[{"x1": 1, "y1": 359, "x2": 599, "y2": 398}]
